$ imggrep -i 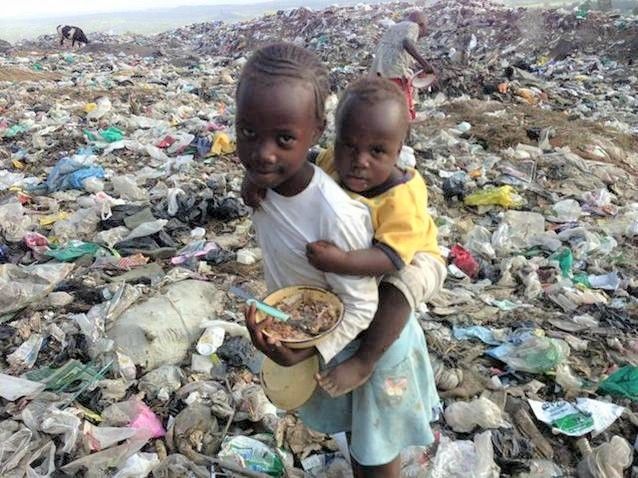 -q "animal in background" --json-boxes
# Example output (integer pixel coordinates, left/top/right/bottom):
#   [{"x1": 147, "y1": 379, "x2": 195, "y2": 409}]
[{"x1": 57, "y1": 25, "x2": 89, "y2": 47}]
